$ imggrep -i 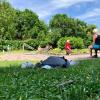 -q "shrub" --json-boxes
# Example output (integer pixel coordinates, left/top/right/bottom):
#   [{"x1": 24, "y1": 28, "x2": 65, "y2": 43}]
[
  {"x1": 84, "y1": 35, "x2": 92, "y2": 48},
  {"x1": 0, "y1": 45, "x2": 3, "y2": 51},
  {"x1": 45, "y1": 30, "x2": 61, "y2": 48},
  {"x1": 0, "y1": 39, "x2": 40, "y2": 51},
  {"x1": 0, "y1": 40, "x2": 23, "y2": 51},
  {"x1": 57, "y1": 37, "x2": 66, "y2": 50},
  {"x1": 39, "y1": 41, "x2": 47, "y2": 48},
  {"x1": 49, "y1": 48, "x2": 63, "y2": 55},
  {"x1": 11, "y1": 40, "x2": 23, "y2": 50},
  {"x1": 57, "y1": 37, "x2": 84, "y2": 49},
  {"x1": 71, "y1": 37, "x2": 84, "y2": 49},
  {"x1": 25, "y1": 39, "x2": 39, "y2": 49}
]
